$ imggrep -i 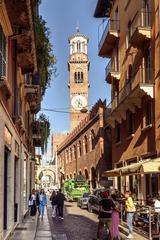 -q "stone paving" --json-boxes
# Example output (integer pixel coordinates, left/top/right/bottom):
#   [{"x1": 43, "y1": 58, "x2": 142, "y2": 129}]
[
  {"x1": 35, "y1": 207, "x2": 52, "y2": 240},
  {"x1": 48, "y1": 202, "x2": 98, "y2": 240},
  {"x1": 10, "y1": 202, "x2": 148, "y2": 240},
  {"x1": 10, "y1": 213, "x2": 38, "y2": 240}
]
